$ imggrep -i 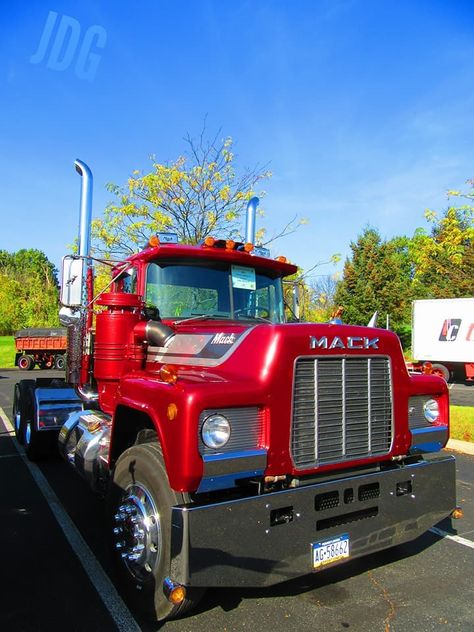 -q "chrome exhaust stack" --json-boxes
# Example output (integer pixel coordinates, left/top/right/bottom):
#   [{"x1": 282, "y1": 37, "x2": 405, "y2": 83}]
[
  {"x1": 59, "y1": 160, "x2": 94, "y2": 384},
  {"x1": 75, "y1": 159, "x2": 93, "y2": 261},
  {"x1": 245, "y1": 197, "x2": 259, "y2": 244}
]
